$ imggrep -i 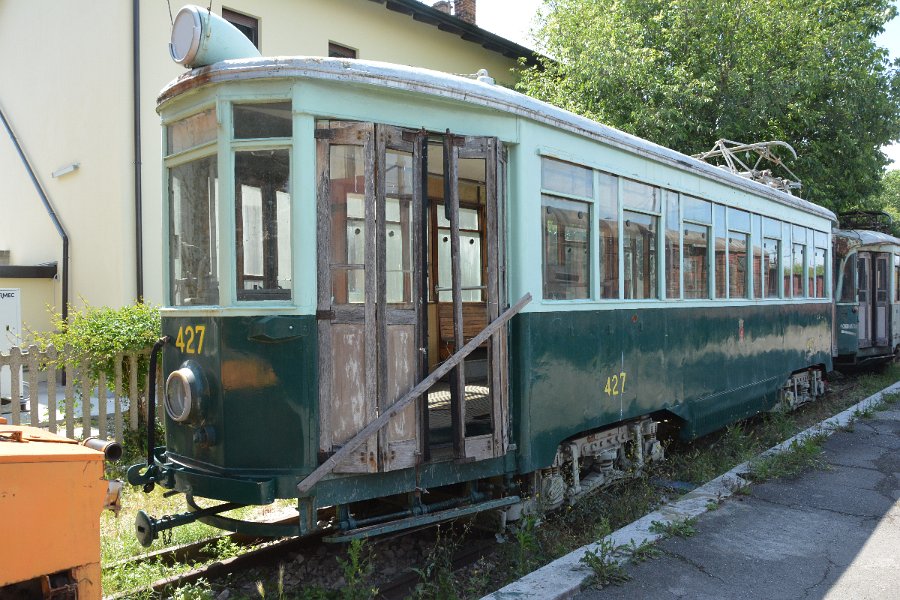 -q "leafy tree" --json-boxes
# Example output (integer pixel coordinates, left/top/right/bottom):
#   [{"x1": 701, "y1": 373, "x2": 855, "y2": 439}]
[
  {"x1": 519, "y1": 0, "x2": 900, "y2": 213},
  {"x1": 866, "y1": 169, "x2": 900, "y2": 222}
]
